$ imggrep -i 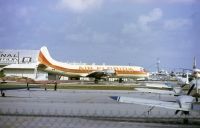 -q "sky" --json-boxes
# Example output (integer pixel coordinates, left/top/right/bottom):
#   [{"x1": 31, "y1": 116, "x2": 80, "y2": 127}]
[{"x1": 0, "y1": 0, "x2": 199, "y2": 71}]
